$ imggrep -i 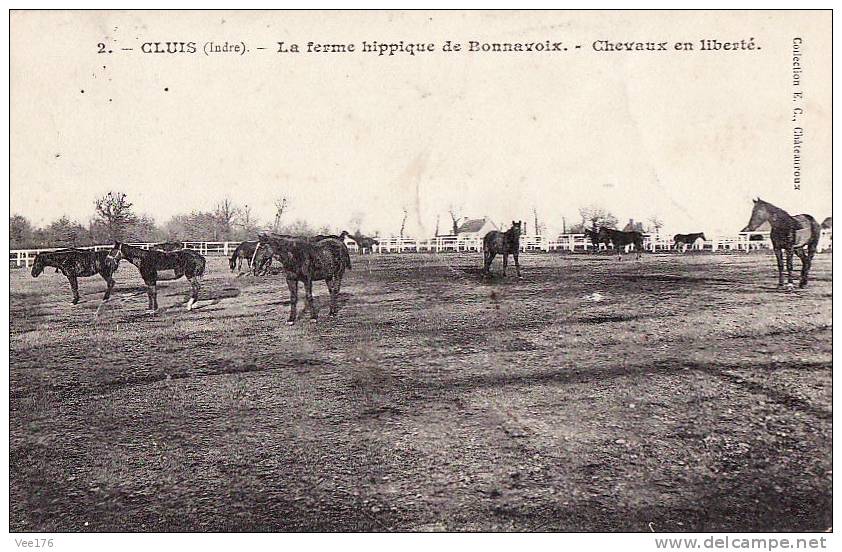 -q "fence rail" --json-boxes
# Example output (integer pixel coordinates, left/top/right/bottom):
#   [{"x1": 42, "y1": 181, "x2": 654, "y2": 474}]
[{"x1": 9, "y1": 229, "x2": 832, "y2": 268}]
